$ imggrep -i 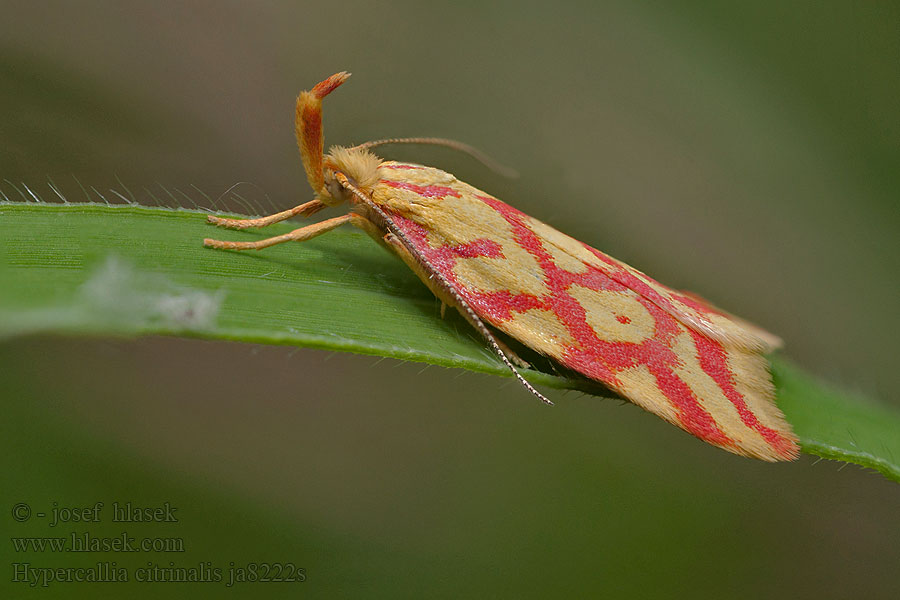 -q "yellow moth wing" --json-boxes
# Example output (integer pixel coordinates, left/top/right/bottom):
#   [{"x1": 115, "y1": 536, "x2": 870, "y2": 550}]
[{"x1": 369, "y1": 161, "x2": 798, "y2": 460}]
